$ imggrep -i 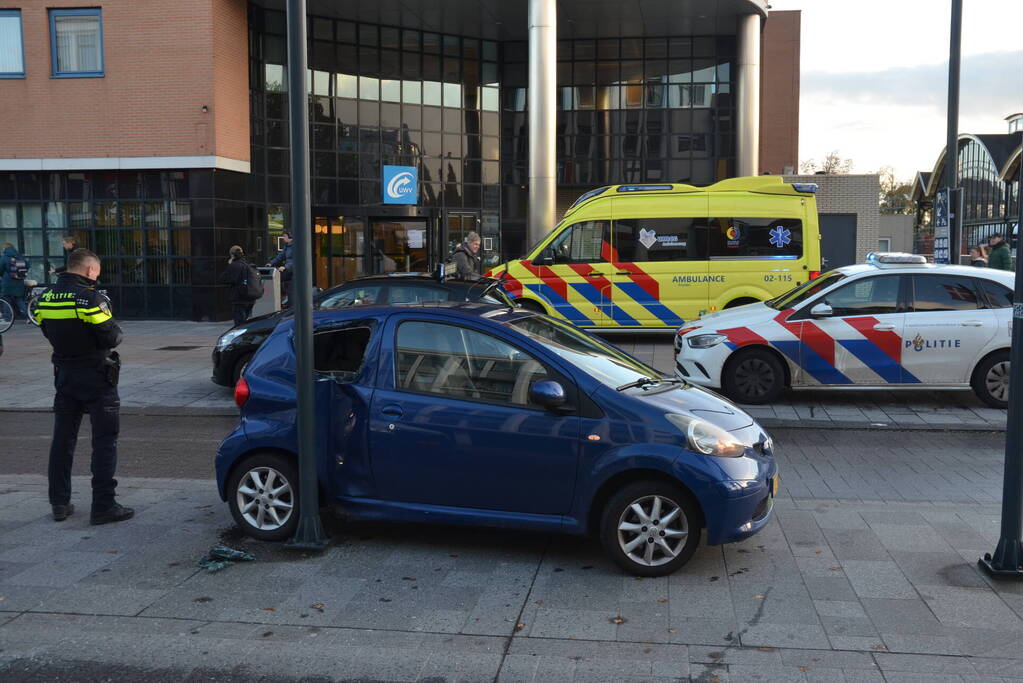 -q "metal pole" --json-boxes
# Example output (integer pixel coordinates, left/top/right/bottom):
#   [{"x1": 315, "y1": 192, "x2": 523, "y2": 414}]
[
  {"x1": 944, "y1": 0, "x2": 962, "y2": 263},
  {"x1": 735, "y1": 13, "x2": 761, "y2": 177},
  {"x1": 285, "y1": 0, "x2": 327, "y2": 550},
  {"x1": 527, "y1": 0, "x2": 556, "y2": 247},
  {"x1": 980, "y1": 172, "x2": 1023, "y2": 578}
]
